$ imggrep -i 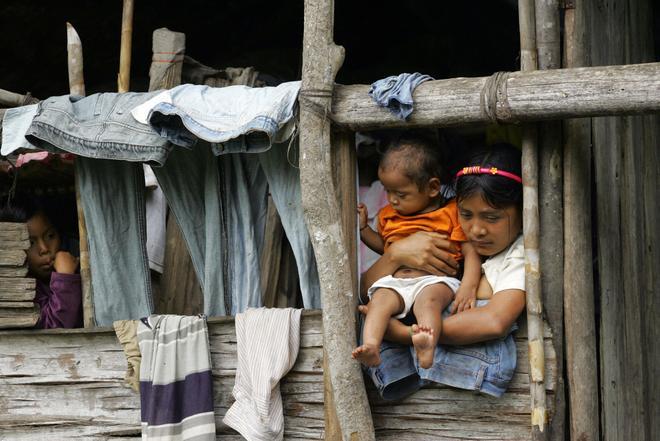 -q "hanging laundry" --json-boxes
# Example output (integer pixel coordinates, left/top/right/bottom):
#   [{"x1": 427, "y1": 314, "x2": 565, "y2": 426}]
[
  {"x1": 143, "y1": 165, "x2": 166, "y2": 274},
  {"x1": 224, "y1": 307, "x2": 302, "y2": 441},
  {"x1": 113, "y1": 319, "x2": 141, "y2": 392},
  {"x1": 1, "y1": 104, "x2": 38, "y2": 156},
  {"x1": 369, "y1": 72, "x2": 433, "y2": 120},
  {"x1": 131, "y1": 81, "x2": 301, "y2": 154},
  {"x1": 138, "y1": 314, "x2": 215, "y2": 441}
]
